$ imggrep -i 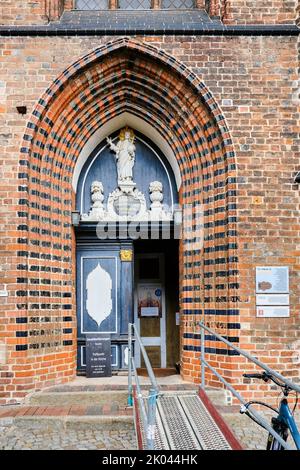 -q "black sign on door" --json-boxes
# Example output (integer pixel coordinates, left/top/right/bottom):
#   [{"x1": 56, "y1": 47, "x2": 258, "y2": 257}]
[{"x1": 86, "y1": 335, "x2": 112, "y2": 378}]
